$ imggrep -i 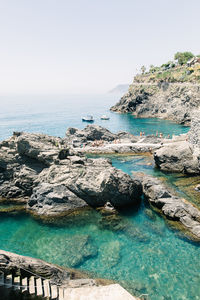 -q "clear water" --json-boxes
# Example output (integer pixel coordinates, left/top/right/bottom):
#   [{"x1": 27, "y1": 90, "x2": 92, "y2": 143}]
[
  {"x1": 0, "y1": 94, "x2": 189, "y2": 141},
  {"x1": 0, "y1": 94, "x2": 199, "y2": 300}
]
